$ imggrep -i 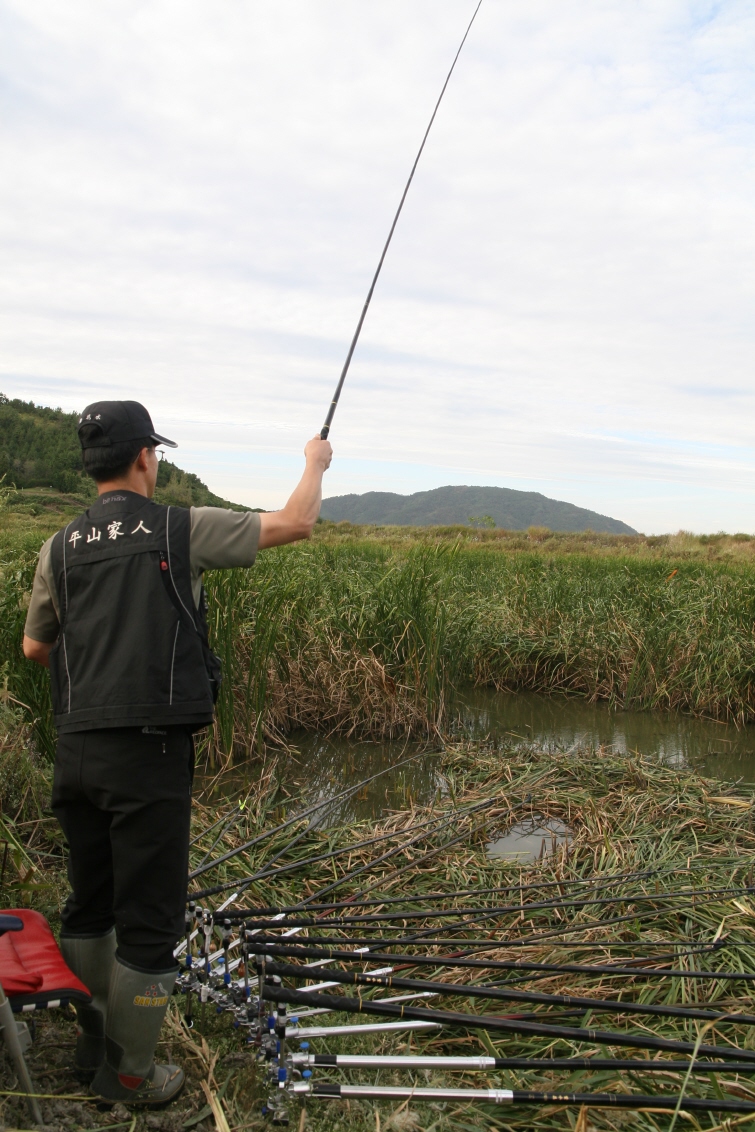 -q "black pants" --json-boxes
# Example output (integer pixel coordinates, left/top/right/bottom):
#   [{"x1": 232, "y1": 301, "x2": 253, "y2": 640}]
[{"x1": 52, "y1": 727, "x2": 194, "y2": 972}]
